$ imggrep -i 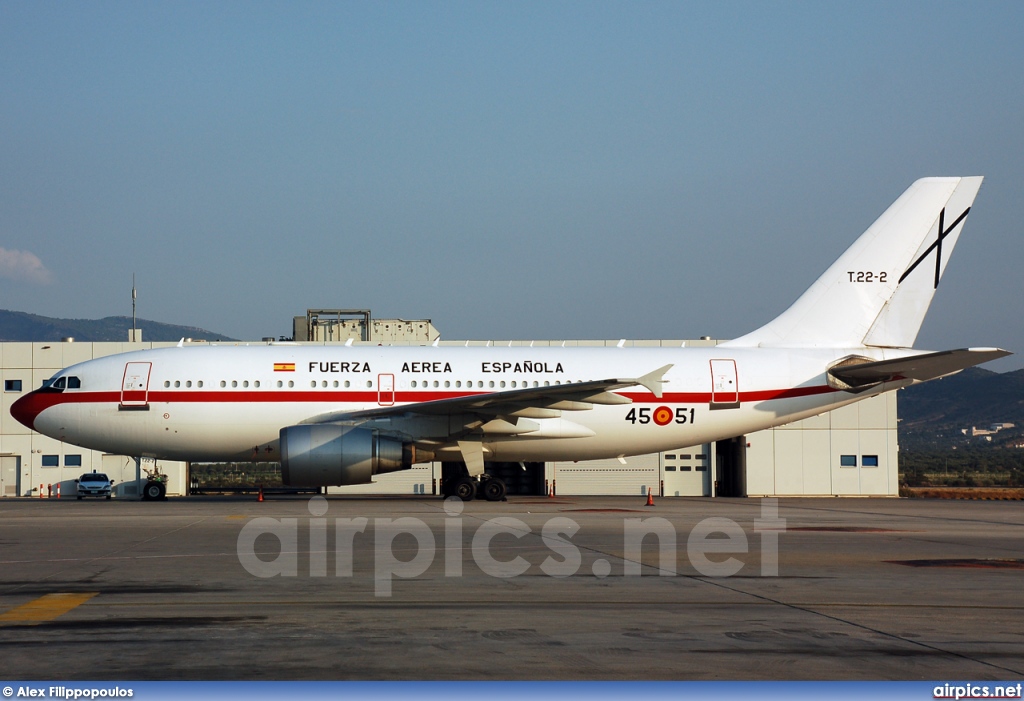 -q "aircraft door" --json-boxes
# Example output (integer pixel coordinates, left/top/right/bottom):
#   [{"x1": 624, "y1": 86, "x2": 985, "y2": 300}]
[
  {"x1": 710, "y1": 359, "x2": 739, "y2": 409},
  {"x1": 378, "y1": 373, "x2": 395, "y2": 406},
  {"x1": 121, "y1": 362, "x2": 152, "y2": 408}
]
